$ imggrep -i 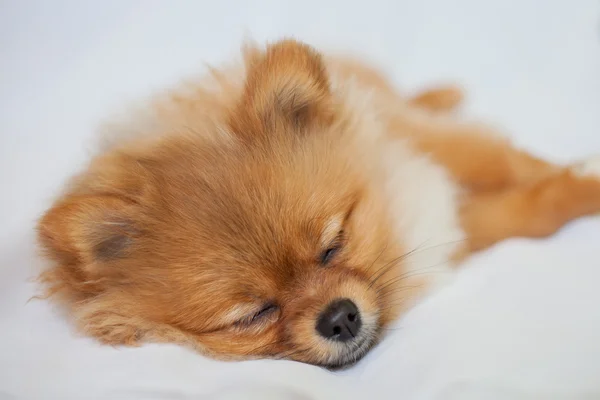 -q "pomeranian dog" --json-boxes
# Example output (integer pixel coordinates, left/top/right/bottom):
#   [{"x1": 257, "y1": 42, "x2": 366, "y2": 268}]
[{"x1": 37, "y1": 39, "x2": 600, "y2": 368}]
